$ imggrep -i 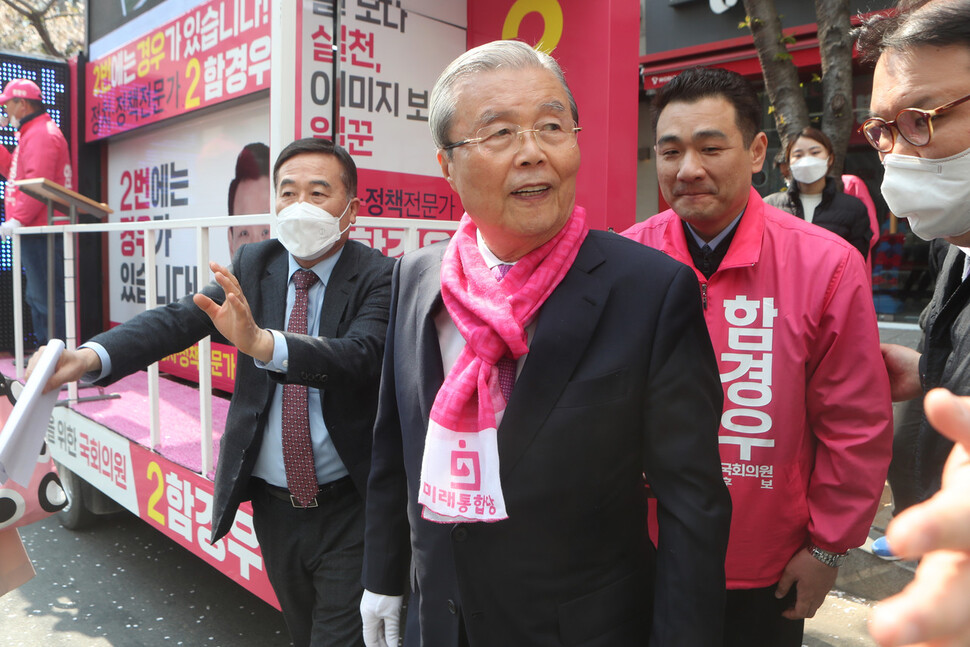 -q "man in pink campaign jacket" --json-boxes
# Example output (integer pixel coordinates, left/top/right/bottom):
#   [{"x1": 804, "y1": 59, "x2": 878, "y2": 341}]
[
  {"x1": 0, "y1": 78, "x2": 72, "y2": 345},
  {"x1": 623, "y1": 67, "x2": 892, "y2": 647}
]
